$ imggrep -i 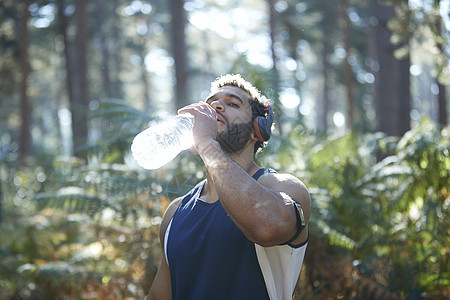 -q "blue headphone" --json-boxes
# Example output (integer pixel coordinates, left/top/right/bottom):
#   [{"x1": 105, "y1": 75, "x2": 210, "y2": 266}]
[{"x1": 253, "y1": 104, "x2": 273, "y2": 142}]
